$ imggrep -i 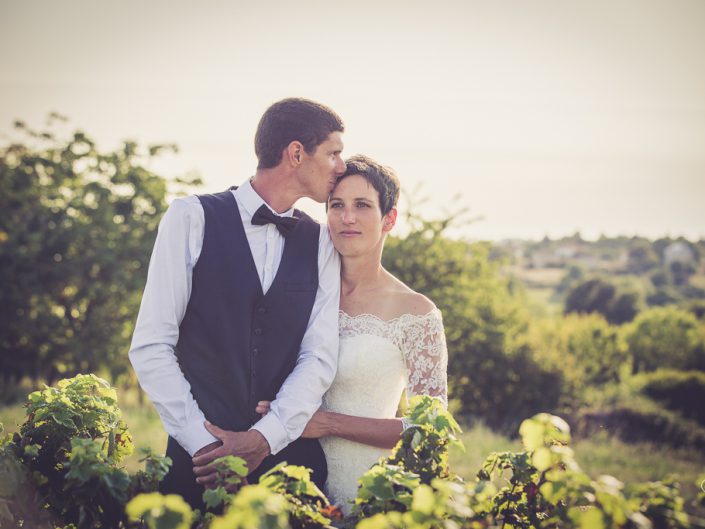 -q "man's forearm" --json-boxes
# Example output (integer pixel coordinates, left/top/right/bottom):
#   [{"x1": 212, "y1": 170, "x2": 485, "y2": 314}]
[{"x1": 129, "y1": 343, "x2": 218, "y2": 455}]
